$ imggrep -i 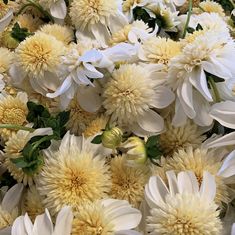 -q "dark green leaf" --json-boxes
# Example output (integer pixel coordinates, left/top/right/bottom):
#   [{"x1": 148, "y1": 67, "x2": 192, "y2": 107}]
[
  {"x1": 56, "y1": 111, "x2": 70, "y2": 127},
  {"x1": 91, "y1": 135, "x2": 102, "y2": 144},
  {"x1": 11, "y1": 23, "x2": 34, "y2": 42},
  {"x1": 196, "y1": 23, "x2": 203, "y2": 31},
  {"x1": 187, "y1": 27, "x2": 195, "y2": 33},
  {"x1": 11, "y1": 157, "x2": 29, "y2": 168}
]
